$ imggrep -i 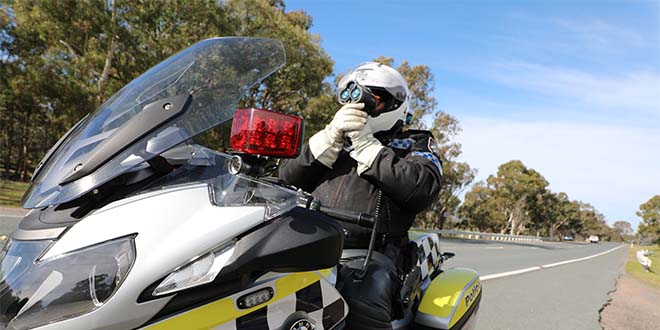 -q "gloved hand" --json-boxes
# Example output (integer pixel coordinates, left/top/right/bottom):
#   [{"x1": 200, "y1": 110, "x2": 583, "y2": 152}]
[
  {"x1": 309, "y1": 103, "x2": 367, "y2": 168},
  {"x1": 347, "y1": 120, "x2": 384, "y2": 174},
  {"x1": 326, "y1": 103, "x2": 368, "y2": 142}
]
